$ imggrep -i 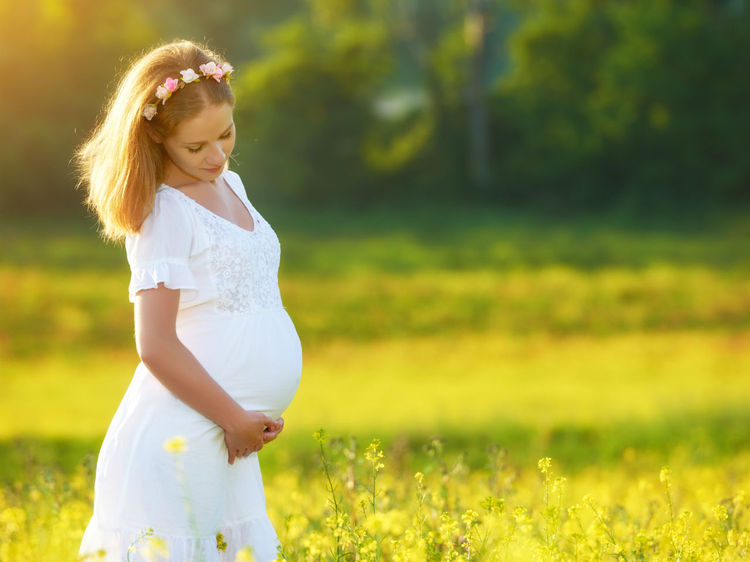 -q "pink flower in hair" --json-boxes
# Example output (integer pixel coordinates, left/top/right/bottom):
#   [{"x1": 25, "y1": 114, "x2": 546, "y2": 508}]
[
  {"x1": 155, "y1": 85, "x2": 169, "y2": 103},
  {"x1": 143, "y1": 61, "x2": 233, "y2": 119},
  {"x1": 199, "y1": 62, "x2": 217, "y2": 77},
  {"x1": 164, "y1": 77, "x2": 180, "y2": 92}
]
